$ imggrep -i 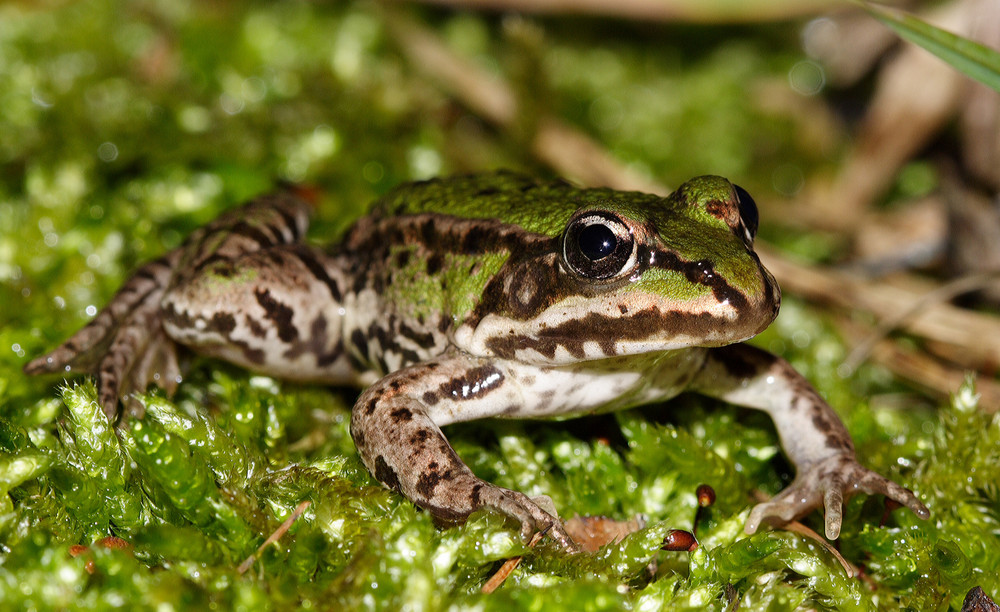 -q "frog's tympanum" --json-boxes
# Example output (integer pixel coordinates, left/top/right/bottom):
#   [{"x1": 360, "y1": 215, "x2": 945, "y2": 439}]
[{"x1": 26, "y1": 172, "x2": 929, "y2": 549}]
